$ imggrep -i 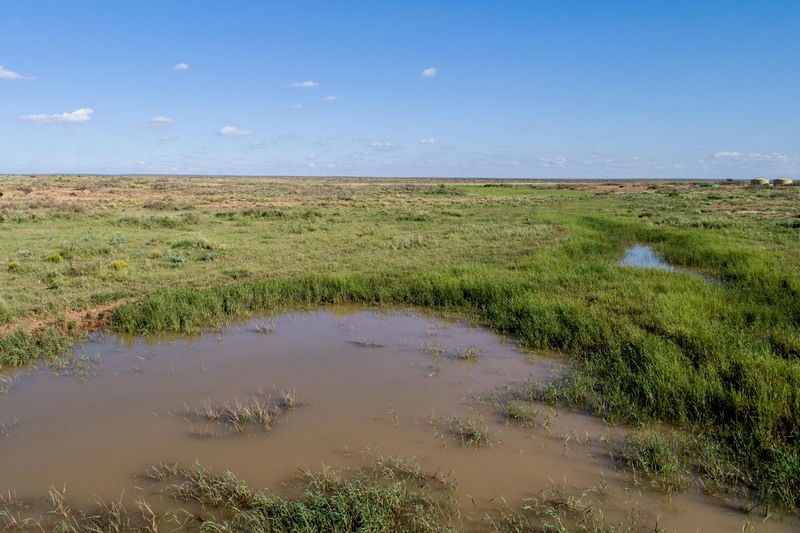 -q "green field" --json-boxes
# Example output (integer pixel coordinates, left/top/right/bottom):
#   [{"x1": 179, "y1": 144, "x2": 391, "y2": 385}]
[{"x1": 1, "y1": 174, "x2": 799, "y2": 519}]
